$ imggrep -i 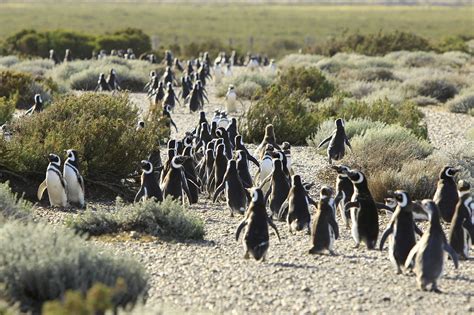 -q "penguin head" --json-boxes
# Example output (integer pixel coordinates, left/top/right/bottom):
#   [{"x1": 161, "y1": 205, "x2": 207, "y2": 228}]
[
  {"x1": 48, "y1": 153, "x2": 61, "y2": 165},
  {"x1": 110, "y1": 68, "x2": 116, "y2": 75},
  {"x1": 171, "y1": 156, "x2": 187, "y2": 168},
  {"x1": 99, "y1": 73, "x2": 105, "y2": 79},
  {"x1": 236, "y1": 150, "x2": 246, "y2": 163},
  {"x1": 271, "y1": 150, "x2": 284, "y2": 161},
  {"x1": 228, "y1": 84, "x2": 234, "y2": 91},
  {"x1": 331, "y1": 164, "x2": 350, "y2": 176},
  {"x1": 347, "y1": 169, "x2": 365, "y2": 184},
  {"x1": 65, "y1": 149, "x2": 78, "y2": 162},
  {"x1": 320, "y1": 186, "x2": 333, "y2": 199},
  {"x1": 291, "y1": 175, "x2": 303, "y2": 187},
  {"x1": 206, "y1": 140, "x2": 215, "y2": 152},
  {"x1": 167, "y1": 139, "x2": 177, "y2": 150},
  {"x1": 227, "y1": 159, "x2": 237, "y2": 170},
  {"x1": 247, "y1": 187, "x2": 265, "y2": 207},
  {"x1": 166, "y1": 82, "x2": 172, "y2": 89},
  {"x1": 457, "y1": 180, "x2": 471, "y2": 197},
  {"x1": 137, "y1": 120, "x2": 145, "y2": 129},
  {"x1": 141, "y1": 160, "x2": 153, "y2": 174},
  {"x1": 421, "y1": 199, "x2": 440, "y2": 221},
  {"x1": 34, "y1": 94, "x2": 42, "y2": 104},
  {"x1": 335, "y1": 118, "x2": 345, "y2": 129},
  {"x1": 440, "y1": 166, "x2": 459, "y2": 179},
  {"x1": 273, "y1": 159, "x2": 283, "y2": 171},
  {"x1": 158, "y1": 81, "x2": 164, "y2": 88},
  {"x1": 164, "y1": 104, "x2": 172, "y2": 114},
  {"x1": 229, "y1": 117, "x2": 237, "y2": 126},
  {"x1": 150, "y1": 71, "x2": 156, "y2": 77},
  {"x1": 199, "y1": 111, "x2": 206, "y2": 120},
  {"x1": 384, "y1": 197, "x2": 397, "y2": 209},
  {"x1": 393, "y1": 190, "x2": 410, "y2": 208},
  {"x1": 183, "y1": 146, "x2": 192, "y2": 157},
  {"x1": 282, "y1": 142, "x2": 290, "y2": 150},
  {"x1": 216, "y1": 127, "x2": 227, "y2": 138},
  {"x1": 216, "y1": 144, "x2": 225, "y2": 155},
  {"x1": 235, "y1": 135, "x2": 244, "y2": 146}
]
